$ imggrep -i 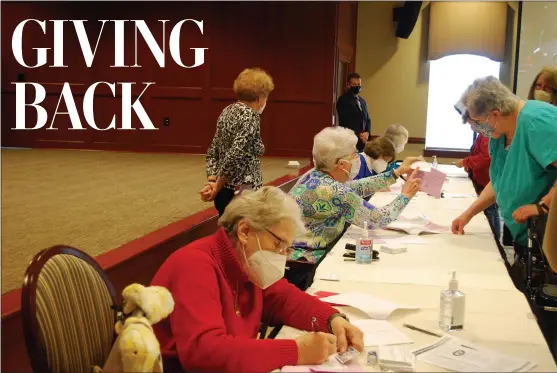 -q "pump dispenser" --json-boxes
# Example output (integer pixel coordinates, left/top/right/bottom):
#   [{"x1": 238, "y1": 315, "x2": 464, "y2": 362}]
[
  {"x1": 356, "y1": 221, "x2": 372, "y2": 264},
  {"x1": 439, "y1": 270, "x2": 466, "y2": 331}
]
